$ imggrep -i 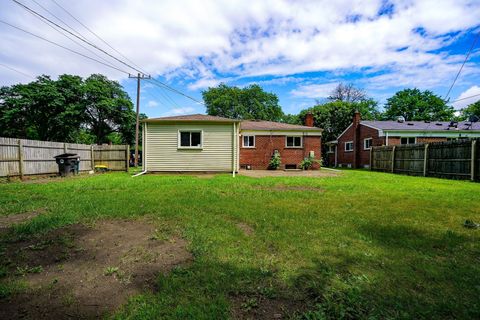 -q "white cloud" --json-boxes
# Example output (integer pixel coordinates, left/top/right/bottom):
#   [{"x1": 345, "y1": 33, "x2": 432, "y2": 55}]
[
  {"x1": 146, "y1": 100, "x2": 159, "y2": 107},
  {"x1": 290, "y1": 83, "x2": 339, "y2": 98},
  {"x1": 0, "y1": 0, "x2": 479, "y2": 91},
  {"x1": 451, "y1": 85, "x2": 480, "y2": 109},
  {"x1": 161, "y1": 107, "x2": 195, "y2": 116}
]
